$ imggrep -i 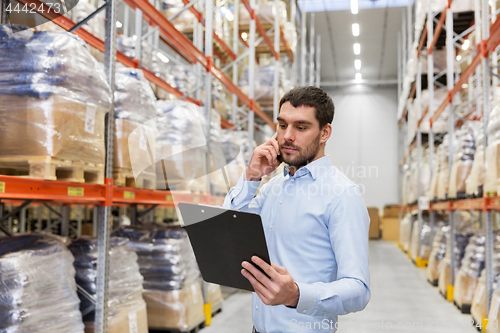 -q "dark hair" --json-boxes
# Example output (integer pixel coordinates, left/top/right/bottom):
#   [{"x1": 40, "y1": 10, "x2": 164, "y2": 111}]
[{"x1": 279, "y1": 86, "x2": 334, "y2": 128}]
